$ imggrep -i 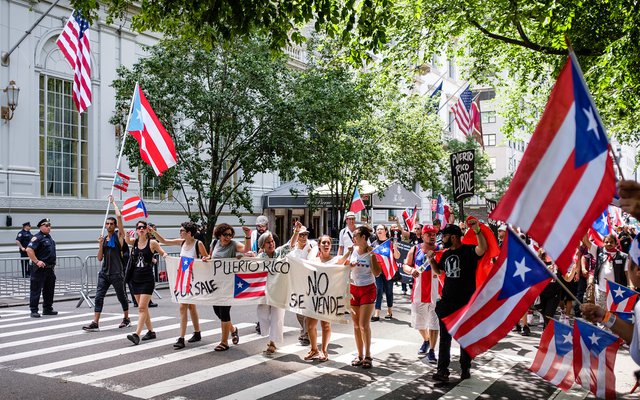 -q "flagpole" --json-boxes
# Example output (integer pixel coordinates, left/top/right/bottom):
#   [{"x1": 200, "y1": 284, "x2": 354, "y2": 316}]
[
  {"x1": 100, "y1": 82, "x2": 138, "y2": 238},
  {"x1": 437, "y1": 80, "x2": 470, "y2": 114}
]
